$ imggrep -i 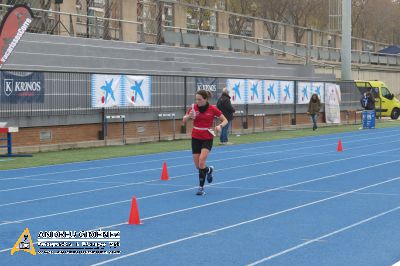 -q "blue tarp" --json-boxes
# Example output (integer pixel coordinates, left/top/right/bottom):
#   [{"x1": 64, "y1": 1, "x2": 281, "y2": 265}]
[{"x1": 378, "y1": 45, "x2": 400, "y2": 54}]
